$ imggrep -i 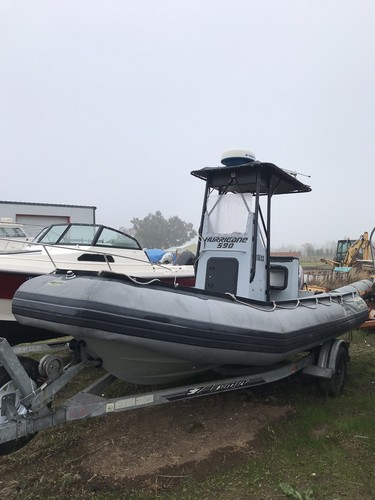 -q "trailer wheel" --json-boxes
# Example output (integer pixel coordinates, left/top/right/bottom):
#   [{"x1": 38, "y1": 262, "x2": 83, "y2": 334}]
[
  {"x1": 0, "y1": 356, "x2": 40, "y2": 455},
  {"x1": 319, "y1": 345, "x2": 348, "y2": 397}
]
